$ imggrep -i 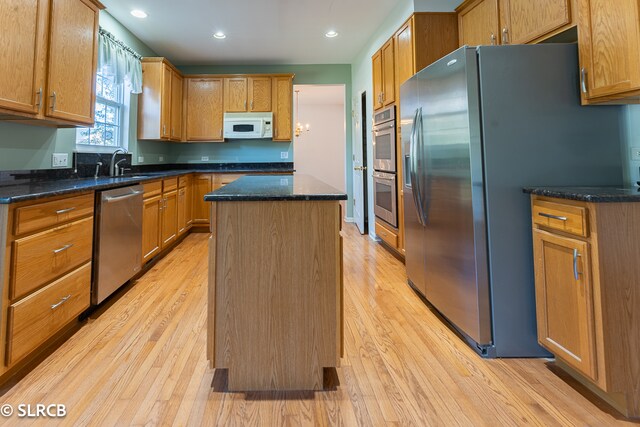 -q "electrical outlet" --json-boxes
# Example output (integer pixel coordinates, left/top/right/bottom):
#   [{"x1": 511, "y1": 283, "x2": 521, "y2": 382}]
[
  {"x1": 201, "y1": 156, "x2": 209, "y2": 162},
  {"x1": 280, "y1": 178, "x2": 289, "y2": 186},
  {"x1": 280, "y1": 152, "x2": 289, "y2": 159},
  {"x1": 52, "y1": 153, "x2": 68, "y2": 168},
  {"x1": 138, "y1": 156, "x2": 144, "y2": 163},
  {"x1": 632, "y1": 147, "x2": 640, "y2": 161},
  {"x1": 159, "y1": 156, "x2": 164, "y2": 162}
]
